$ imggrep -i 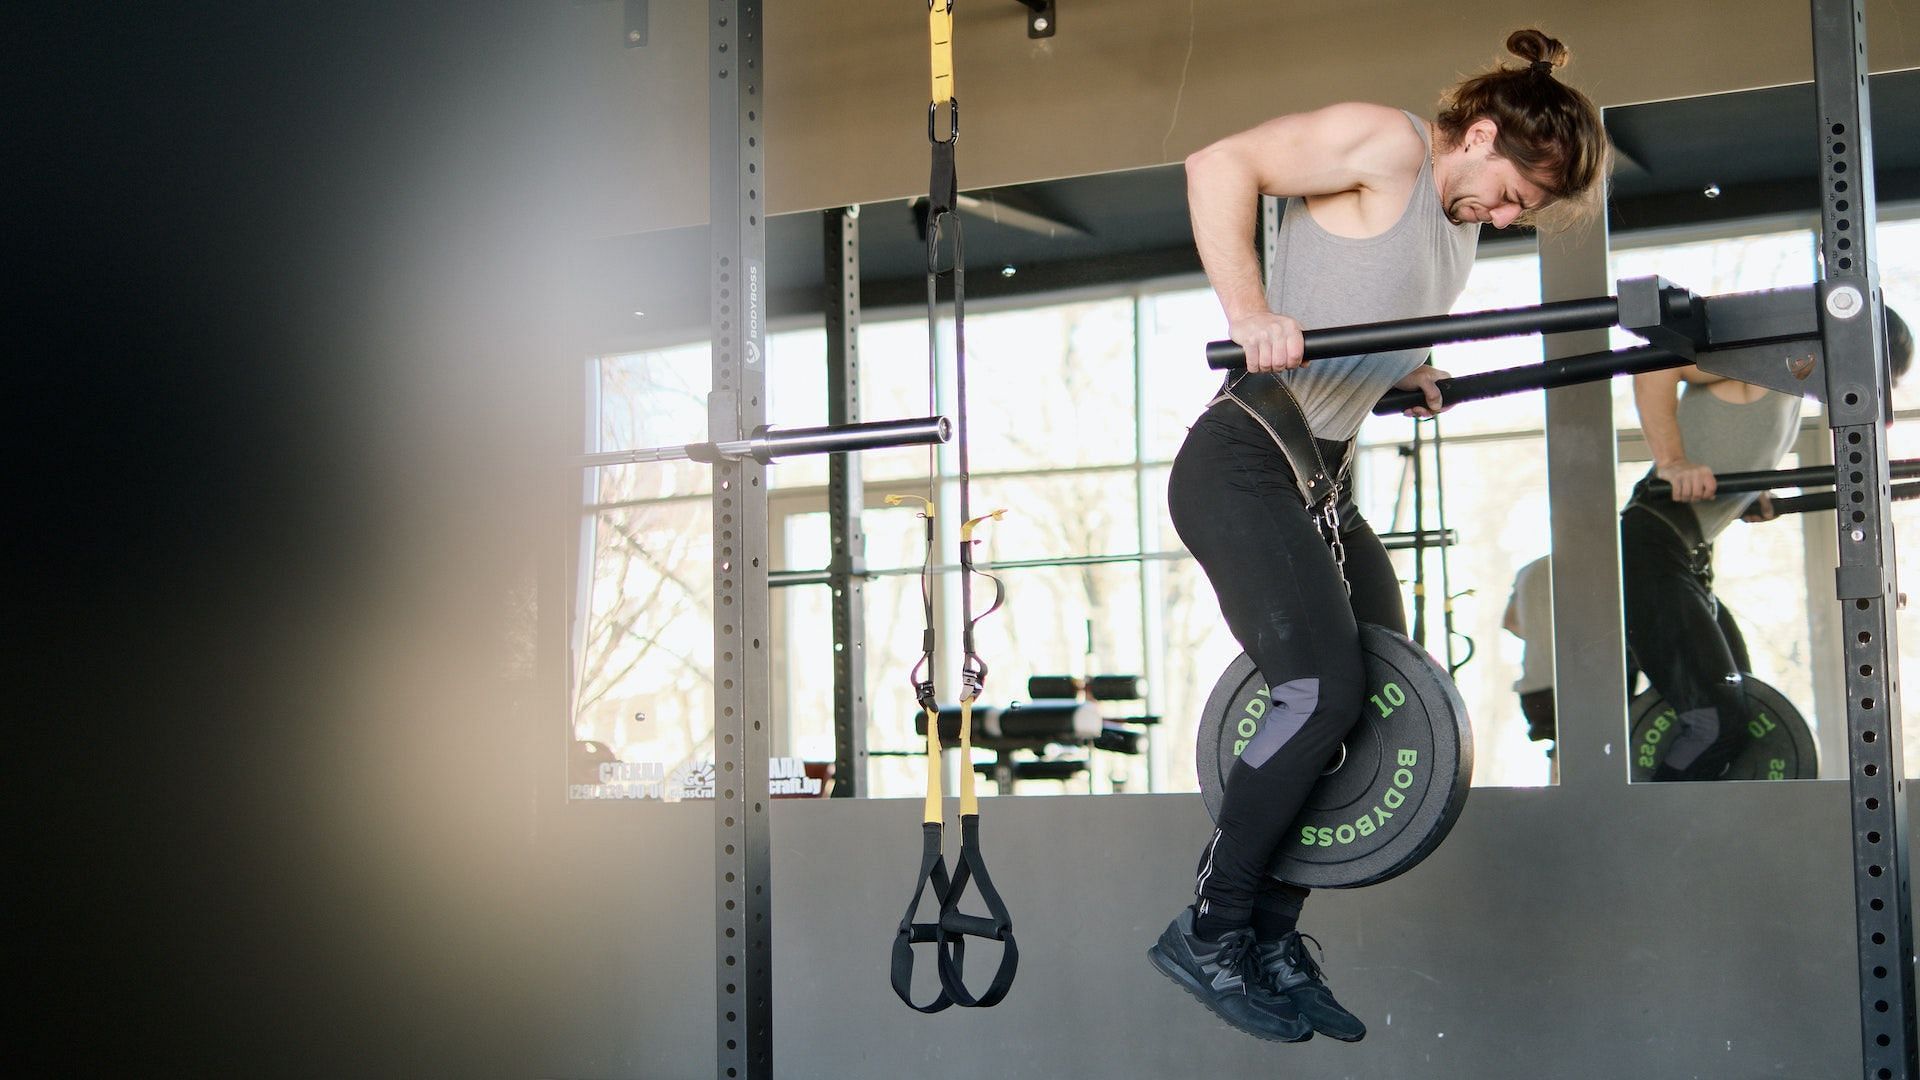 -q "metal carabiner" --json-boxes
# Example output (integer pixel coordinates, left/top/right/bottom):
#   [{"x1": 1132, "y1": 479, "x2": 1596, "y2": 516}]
[
  {"x1": 960, "y1": 652, "x2": 989, "y2": 703},
  {"x1": 927, "y1": 99, "x2": 959, "y2": 146}
]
